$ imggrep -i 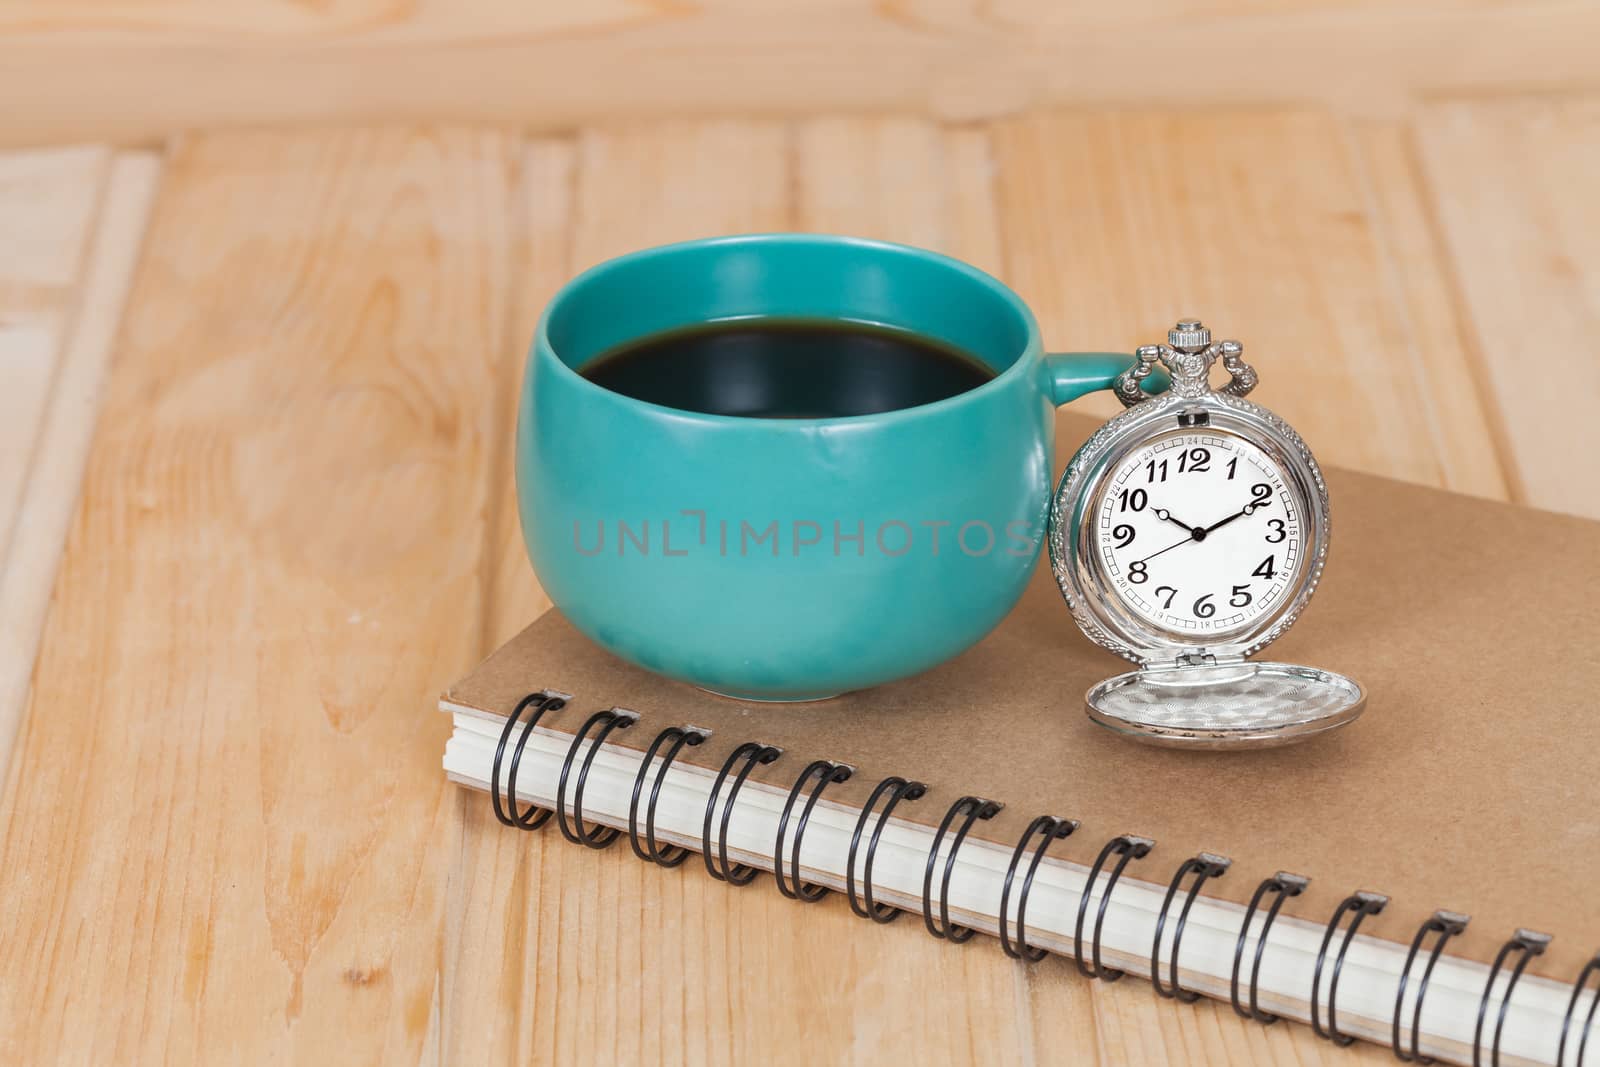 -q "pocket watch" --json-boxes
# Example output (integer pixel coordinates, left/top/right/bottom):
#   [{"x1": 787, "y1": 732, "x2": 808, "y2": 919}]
[{"x1": 1048, "y1": 320, "x2": 1364, "y2": 749}]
